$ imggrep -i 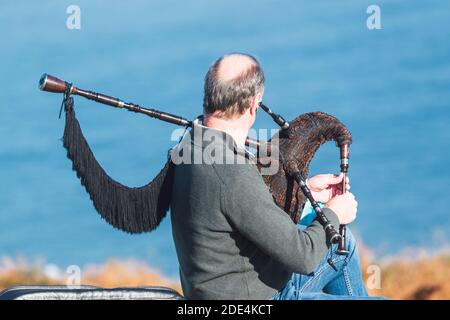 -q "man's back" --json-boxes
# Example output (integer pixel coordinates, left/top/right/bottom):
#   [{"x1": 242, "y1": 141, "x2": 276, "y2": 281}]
[{"x1": 170, "y1": 122, "x2": 339, "y2": 299}]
